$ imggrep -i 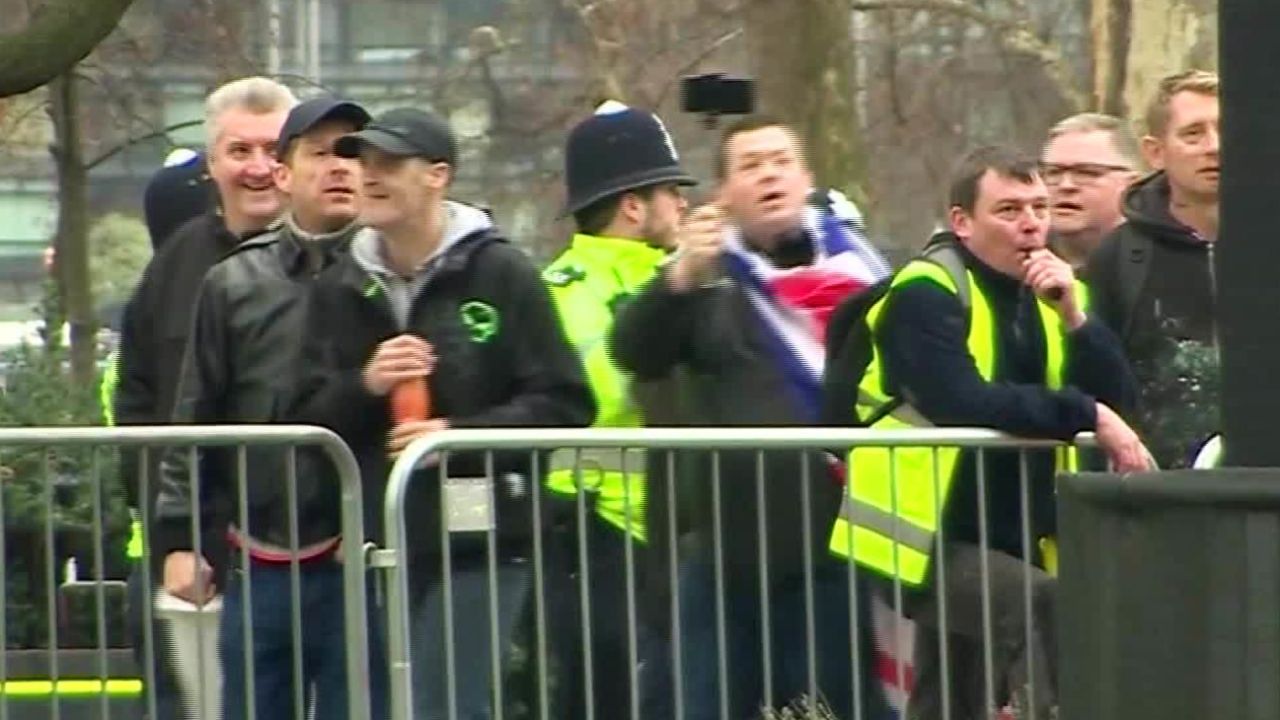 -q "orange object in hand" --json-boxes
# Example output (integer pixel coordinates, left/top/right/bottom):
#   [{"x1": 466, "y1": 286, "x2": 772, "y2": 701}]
[{"x1": 390, "y1": 376, "x2": 431, "y2": 425}]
